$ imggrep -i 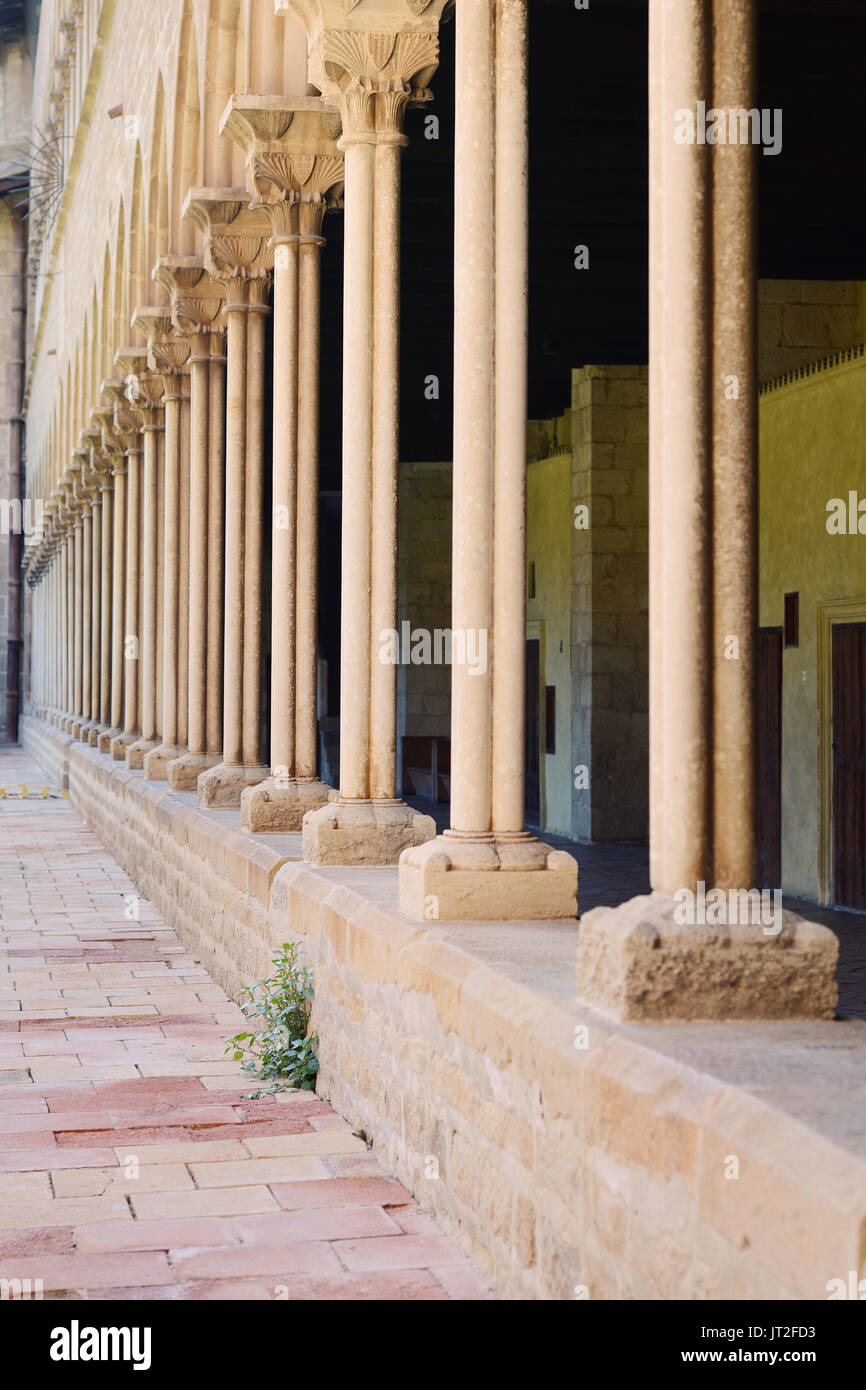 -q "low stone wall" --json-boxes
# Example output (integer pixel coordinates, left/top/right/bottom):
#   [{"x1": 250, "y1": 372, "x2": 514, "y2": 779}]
[{"x1": 21, "y1": 715, "x2": 866, "y2": 1301}]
